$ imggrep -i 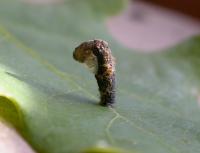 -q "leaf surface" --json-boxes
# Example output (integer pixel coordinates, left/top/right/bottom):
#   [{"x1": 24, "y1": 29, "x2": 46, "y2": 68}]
[{"x1": 0, "y1": 0, "x2": 200, "y2": 153}]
